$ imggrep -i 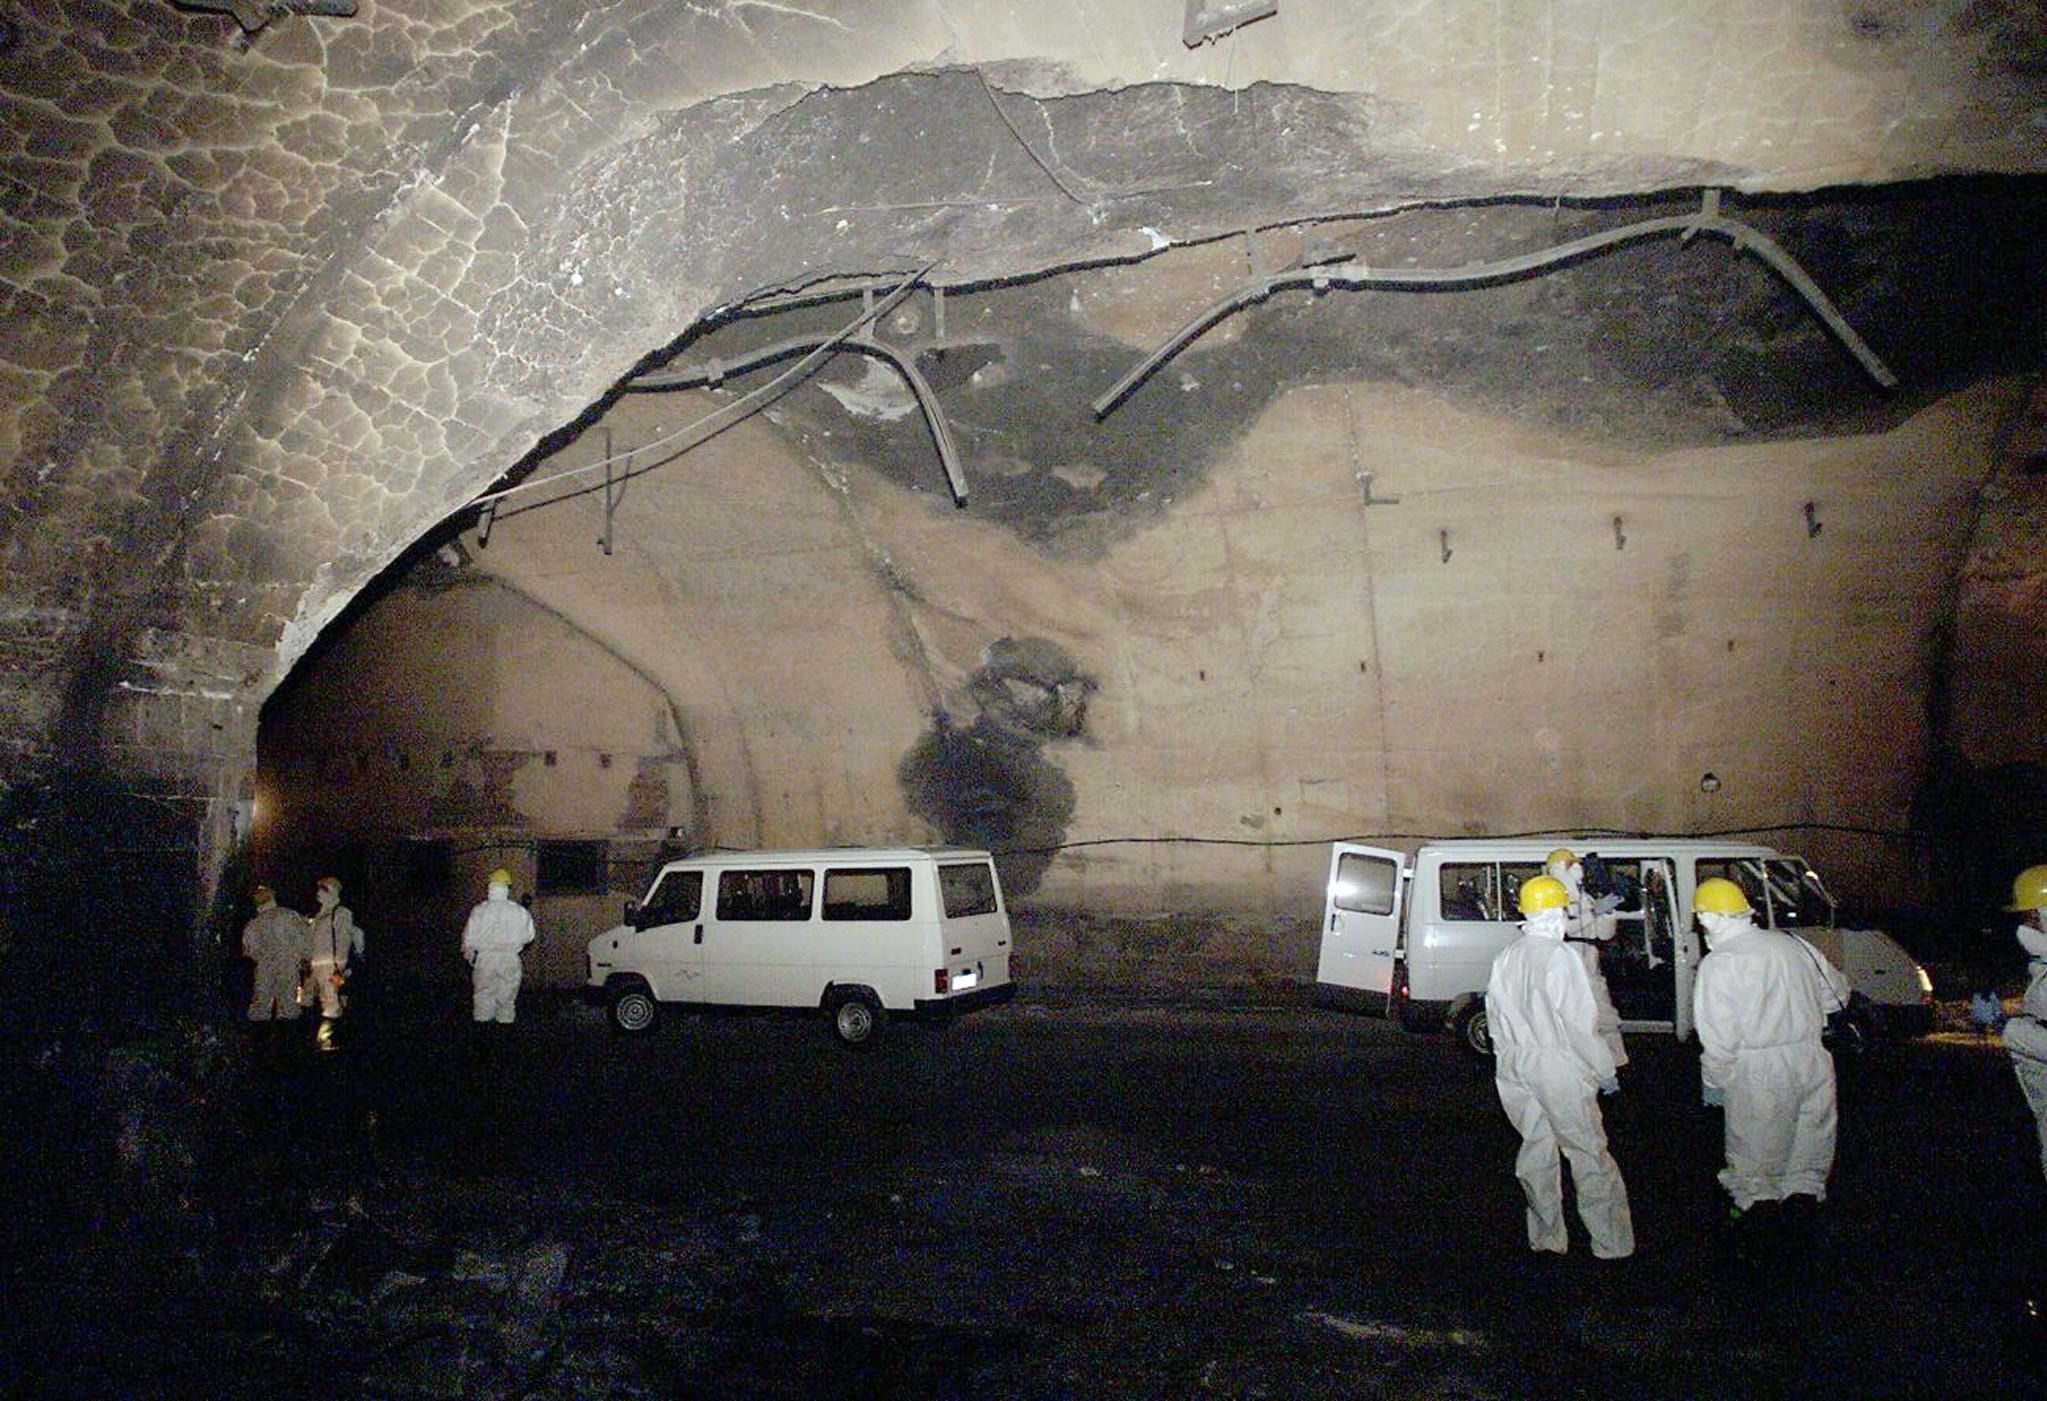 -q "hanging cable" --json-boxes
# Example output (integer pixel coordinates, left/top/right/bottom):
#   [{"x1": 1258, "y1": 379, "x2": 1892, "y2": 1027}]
[
  {"x1": 626, "y1": 332, "x2": 967, "y2": 505},
  {"x1": 451, "y1": 261, "x2": 935, "y2": 520},
  {"x1": 1092, "y1": 192, "x2": 1898, "y2": 418}
]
